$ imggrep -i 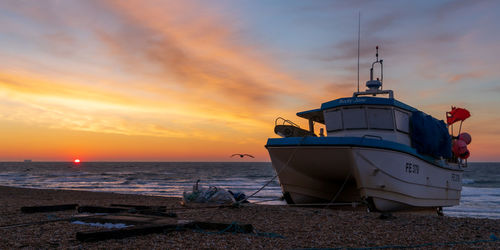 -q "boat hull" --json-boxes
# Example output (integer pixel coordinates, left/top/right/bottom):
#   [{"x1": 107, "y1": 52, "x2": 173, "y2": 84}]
[{"x1": 266, "y1": 143, "x2": 463, "y2": 211}]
